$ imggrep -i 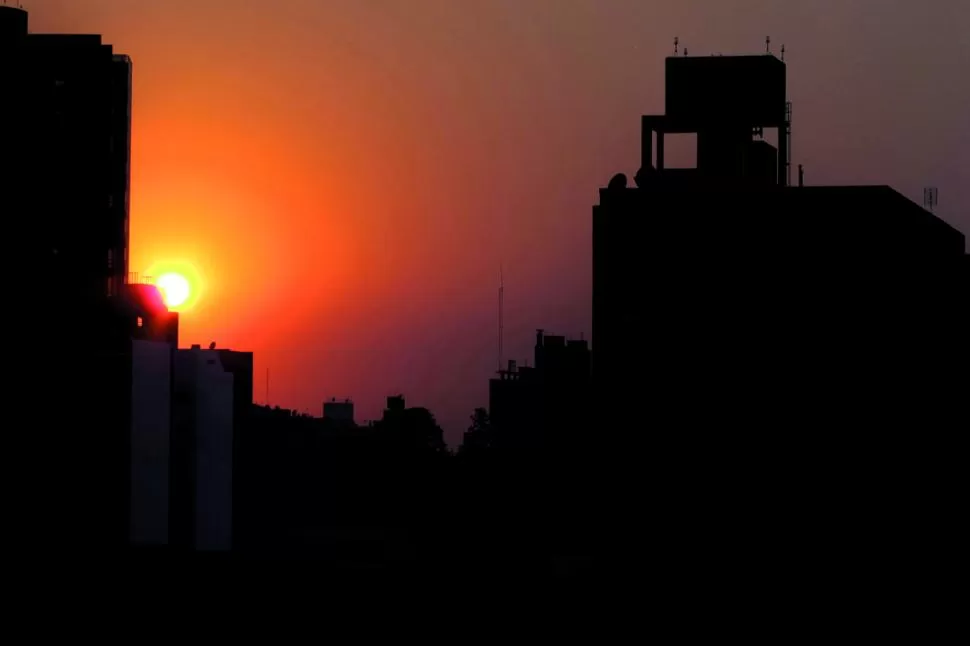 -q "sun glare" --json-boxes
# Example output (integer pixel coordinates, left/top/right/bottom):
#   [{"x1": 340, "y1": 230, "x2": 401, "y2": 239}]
[{"x1": 157, "y1": 272, "x2": 191, "y2": 309}]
